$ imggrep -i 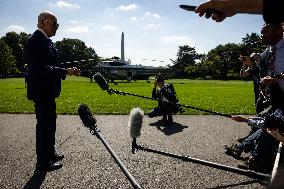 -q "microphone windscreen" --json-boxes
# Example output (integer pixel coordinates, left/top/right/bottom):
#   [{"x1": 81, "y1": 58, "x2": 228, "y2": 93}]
[
  {"x1": 78, "y1": 104, "x2": 97, "y2": 129},
  {"x1": 93, "y1": 73, "x2": 109, "y2": 91},
  {"x1": 129, "y1": 107, "x2": 144, "y2": 139}
]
